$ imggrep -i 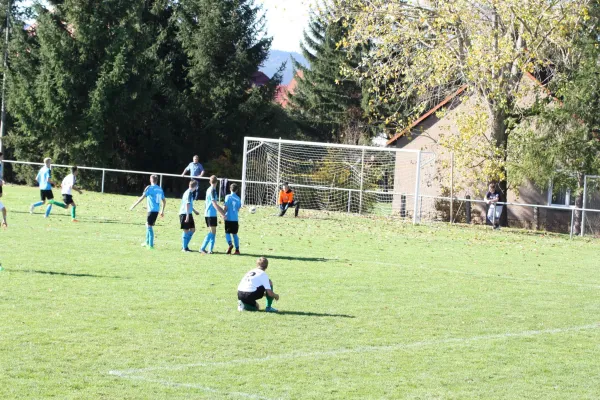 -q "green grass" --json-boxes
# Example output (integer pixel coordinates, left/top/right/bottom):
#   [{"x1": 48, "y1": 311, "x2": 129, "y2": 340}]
[{"x1": 1, "y1": 185, "x2": 599, "y2": 399}]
